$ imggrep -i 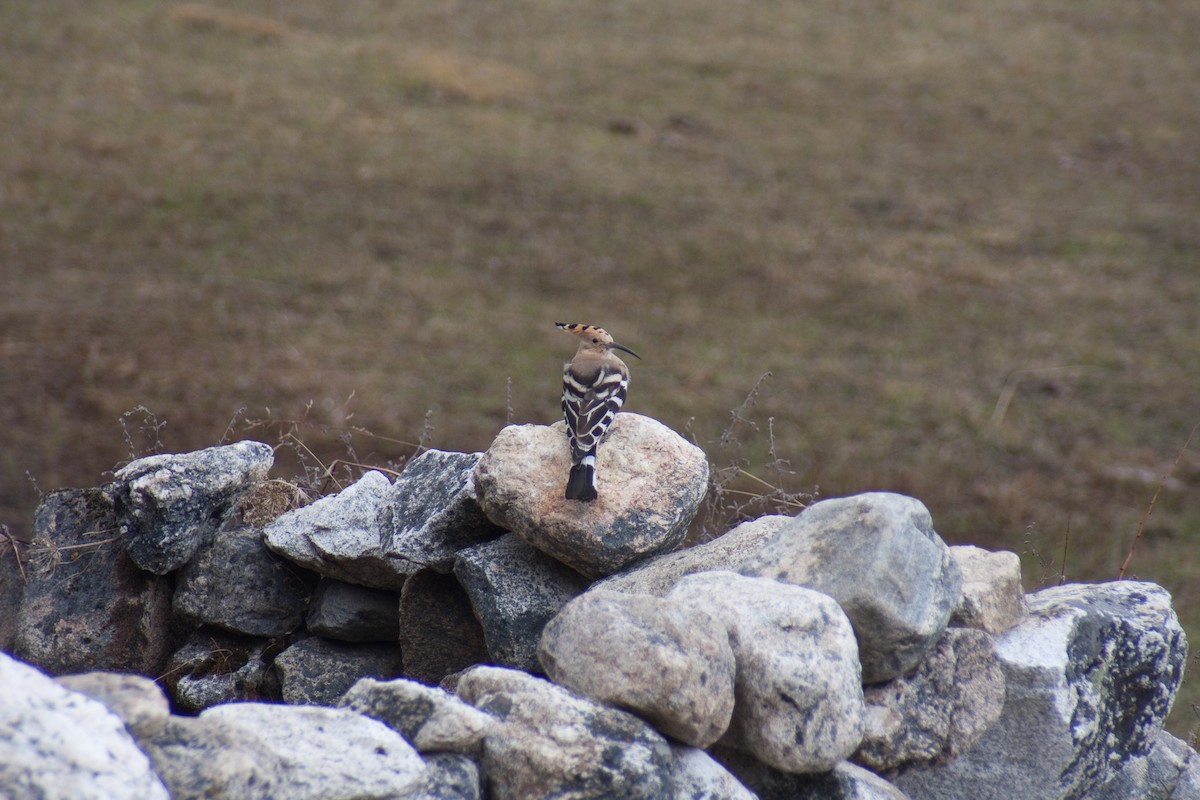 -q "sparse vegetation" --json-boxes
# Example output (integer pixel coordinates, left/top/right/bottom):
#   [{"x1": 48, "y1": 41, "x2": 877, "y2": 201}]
[{"x1": 2, "y1": 0, "x2": 1197, "y2": 733}]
